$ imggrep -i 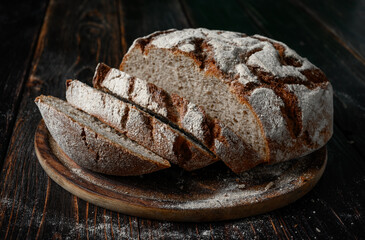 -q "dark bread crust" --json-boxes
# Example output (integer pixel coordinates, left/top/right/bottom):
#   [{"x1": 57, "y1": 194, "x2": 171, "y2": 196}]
[
  {"x1": 92, "y1": 63, "x2": 111, "y2": 89},
  {"x1": 35, "y1": 95, "x2": 170, "y2": 176}
]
